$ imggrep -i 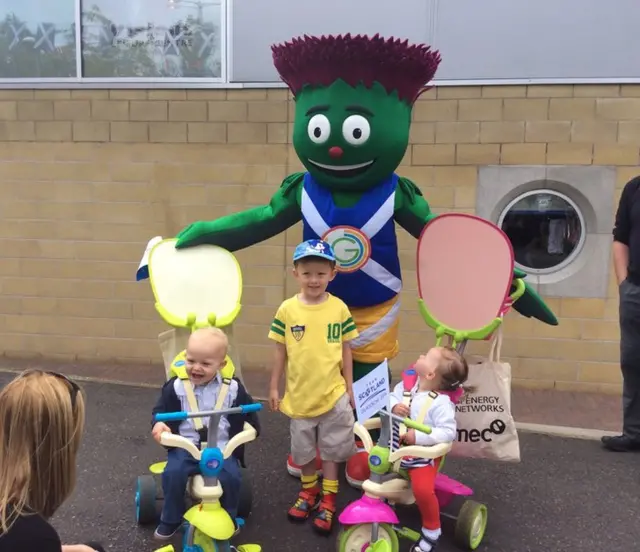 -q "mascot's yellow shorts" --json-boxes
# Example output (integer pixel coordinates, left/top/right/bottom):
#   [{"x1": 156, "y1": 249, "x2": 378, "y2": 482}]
[{"x1": 349, "y1": 295, "x2": 400, "y2": 366}]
